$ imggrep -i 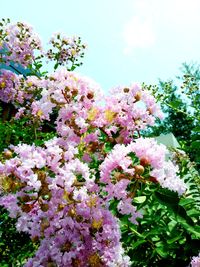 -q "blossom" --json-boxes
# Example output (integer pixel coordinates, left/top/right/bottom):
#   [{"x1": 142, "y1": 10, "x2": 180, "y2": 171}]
[
  {"x1": 100, "y1": 137, "x2": 186, "y2": 195},
  {"x1": 127, "y1": 137, "x2": 167, "y2": 169},
  {"x1": 100, "y1": 144, "x2": 132, "y2": 183},
  {"x1": 0, "y1": 20, "x2": 191, "y2": 266},
  {"x1": 190, "y1": 253, "x2": 200, "y2": 267},
  {"x1": 0, "y1": 70, "x2": 20, "y2": 103},
  {"x1": 46, "y1": 33, "x2": 87, "y2": 70},
  {"x1": 150, "y1": 161, "x2": 187, "y2": 195},
  {"x1": 2, "y1": 21, "x2": 42, "y2": 67},
  {"x1": 118, "y1": 198, "x2": 142, "y2": 224},
  {"x1": 0, "y1": 141, "x2": 130, "y2": 266}
]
